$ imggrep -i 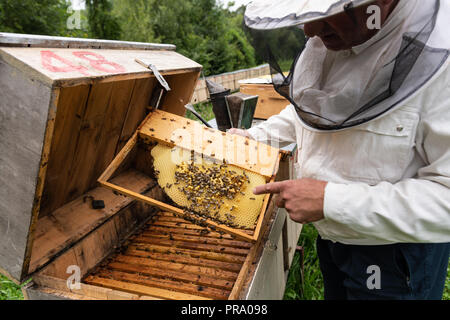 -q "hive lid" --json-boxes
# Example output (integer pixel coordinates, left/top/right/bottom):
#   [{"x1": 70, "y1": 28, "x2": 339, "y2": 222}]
[{"x1": 0, "y1": 33, "x2": 201, "y2": 88}]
